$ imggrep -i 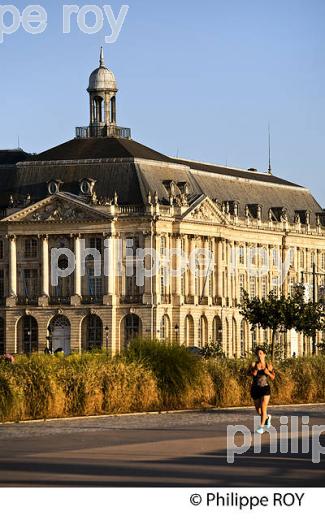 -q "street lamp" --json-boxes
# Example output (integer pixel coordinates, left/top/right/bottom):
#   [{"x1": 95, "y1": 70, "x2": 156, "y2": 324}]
[
  {"x1": 27, "y1": 330, "x2": 32, "y2": 355},
  {"x1": 174, "y1": 324, "x2": 179, "y2": 344},
  {"x1": 301, "y1": 262, "x2": 325, "y2": 355},
  {"x1": 105, "y1": 326, "x2": 109, "y2": 357}
]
